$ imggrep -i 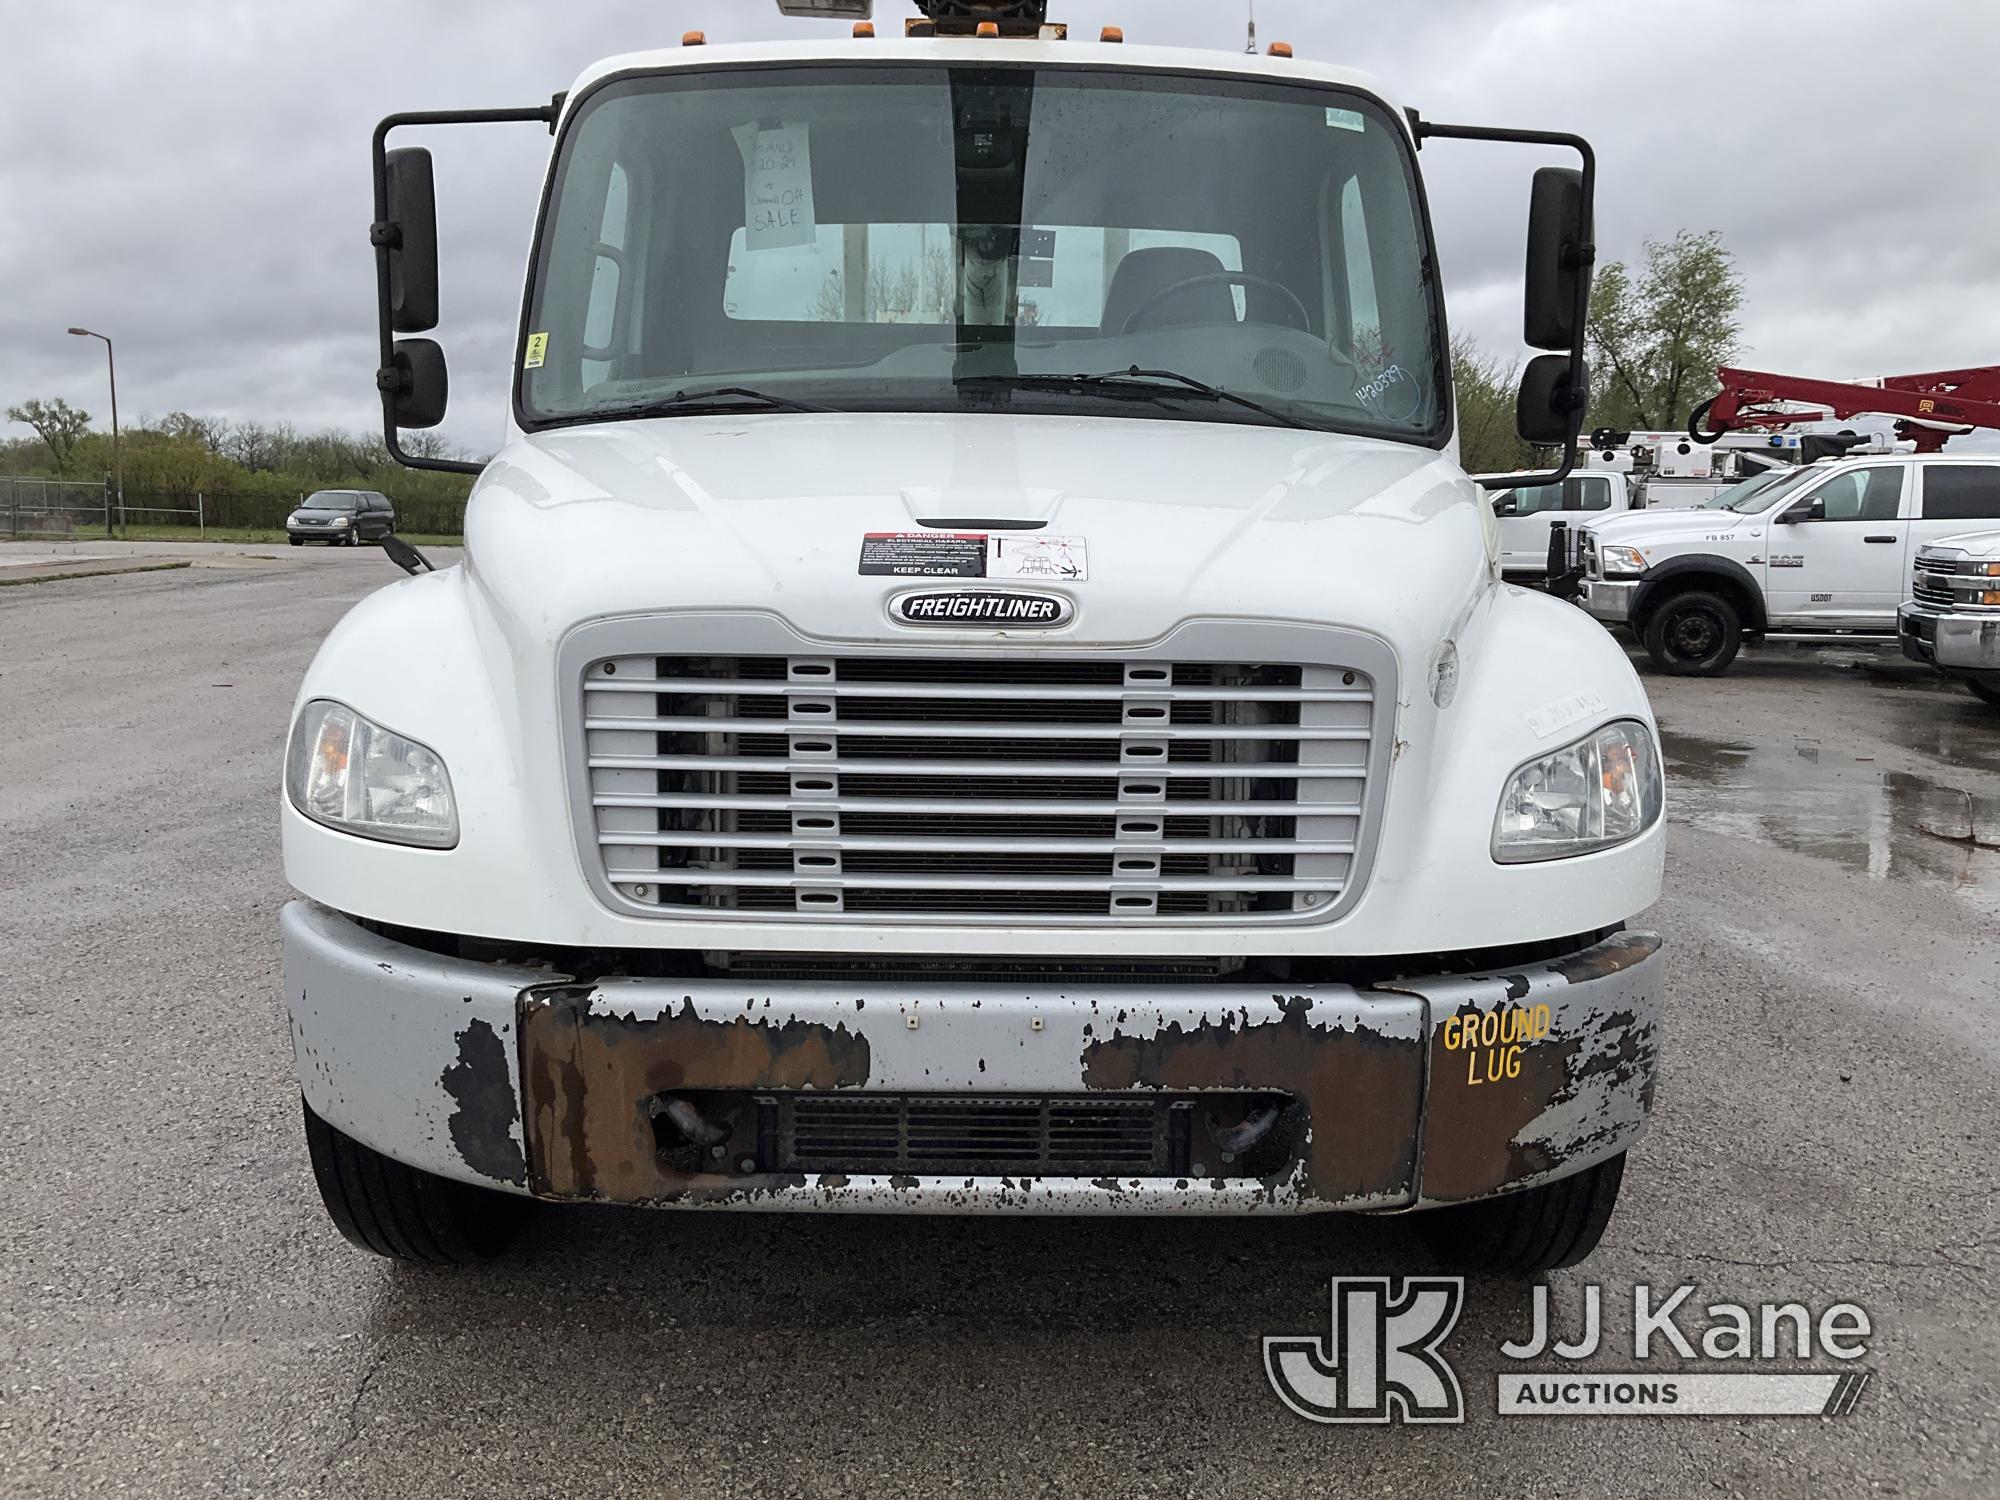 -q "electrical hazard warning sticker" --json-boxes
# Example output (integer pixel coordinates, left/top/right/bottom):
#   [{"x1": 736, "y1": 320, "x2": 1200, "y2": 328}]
[{"x1": 859, "y1": 533, "x2": 1088, "y2": 580}]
